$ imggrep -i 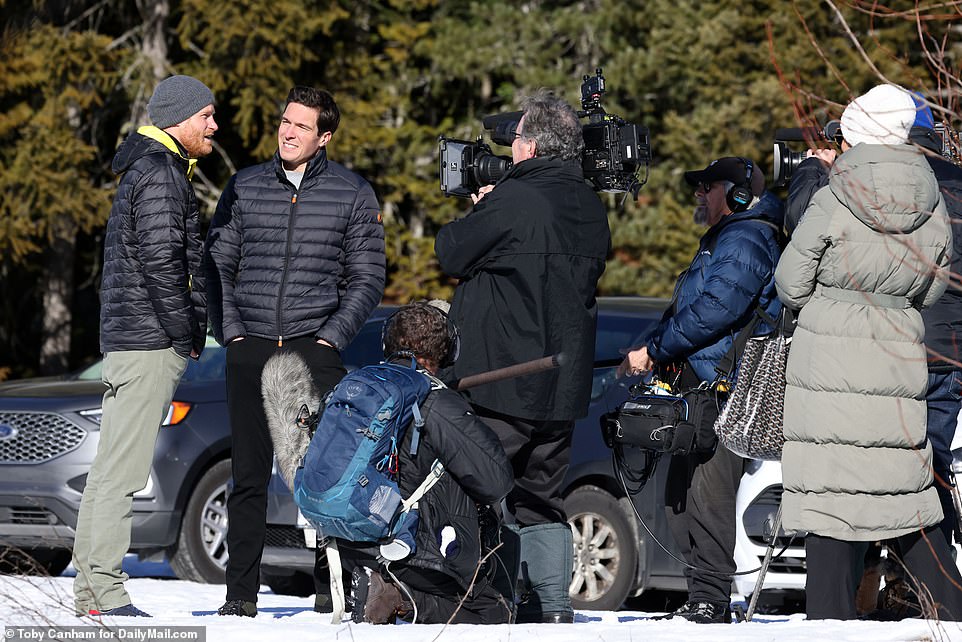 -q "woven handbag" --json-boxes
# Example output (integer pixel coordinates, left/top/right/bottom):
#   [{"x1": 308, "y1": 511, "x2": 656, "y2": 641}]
[{"x1": 713, "y1": 329, "x2": 790, "y2": 461}]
